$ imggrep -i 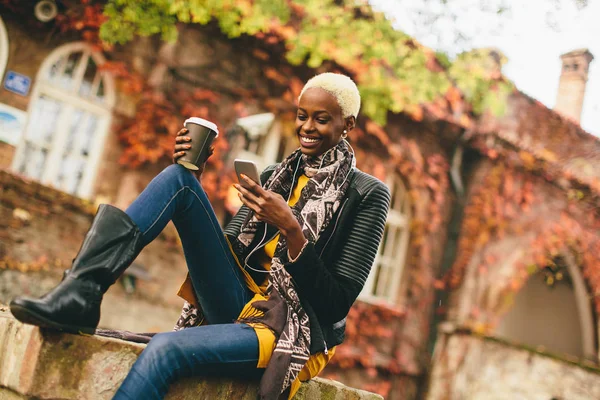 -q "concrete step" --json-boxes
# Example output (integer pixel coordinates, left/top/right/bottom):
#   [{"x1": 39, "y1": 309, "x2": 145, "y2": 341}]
[{"x1": 0, "y1": 307, "x2": 382, "y2": 400}]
